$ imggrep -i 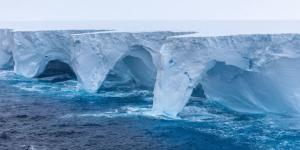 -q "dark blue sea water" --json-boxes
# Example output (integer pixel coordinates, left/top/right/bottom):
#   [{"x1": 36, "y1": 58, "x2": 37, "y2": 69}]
[{"x1": 0, "y1": 70, "x2": 300, "y2": 150}]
